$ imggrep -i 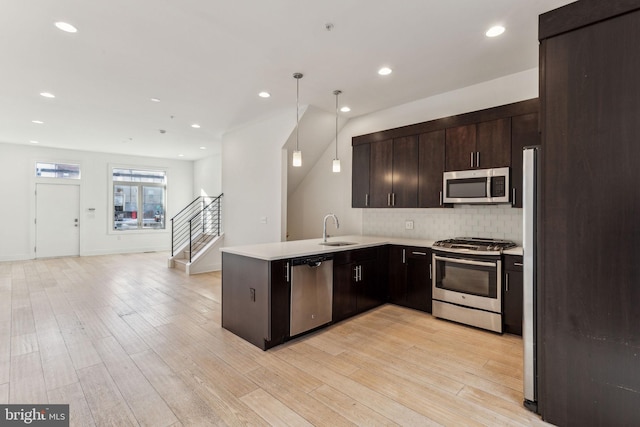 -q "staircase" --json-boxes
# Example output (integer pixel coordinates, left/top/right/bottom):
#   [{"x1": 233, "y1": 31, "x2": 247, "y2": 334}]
[{"x1": 168, "y1": 194, "x2": 223, "y2": 274}]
